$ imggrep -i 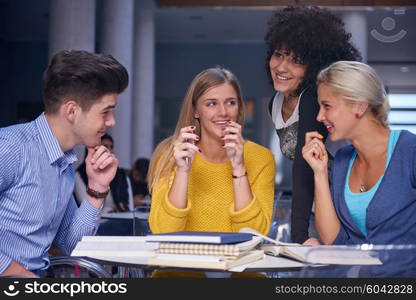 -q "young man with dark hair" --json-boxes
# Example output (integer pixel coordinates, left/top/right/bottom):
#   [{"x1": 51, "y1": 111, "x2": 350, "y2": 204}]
[{"x1": 0, "y1": 50, "x2": 129, "y2": 277}]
